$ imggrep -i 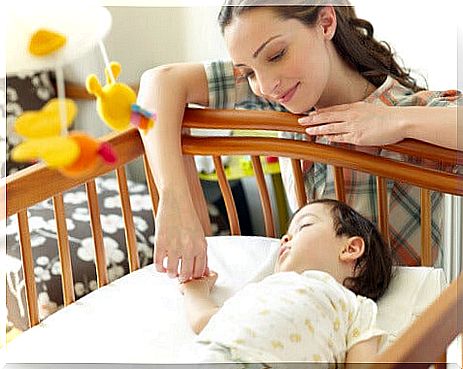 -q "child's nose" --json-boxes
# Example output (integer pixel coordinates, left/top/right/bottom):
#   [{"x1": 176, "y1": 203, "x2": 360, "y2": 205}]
[{"x1": 280, "y1": 234, "x2": 291, "y2": 245}]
